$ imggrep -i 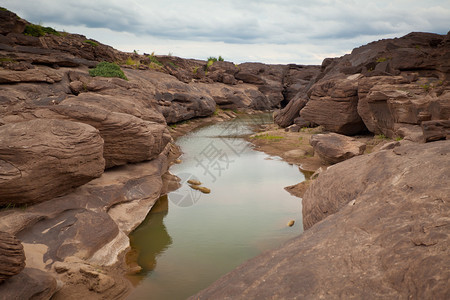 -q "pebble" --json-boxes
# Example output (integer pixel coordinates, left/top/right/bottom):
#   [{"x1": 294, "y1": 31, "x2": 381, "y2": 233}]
[{"x1": 287, "y1": 220, "x2": 295, "y2": 227}]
